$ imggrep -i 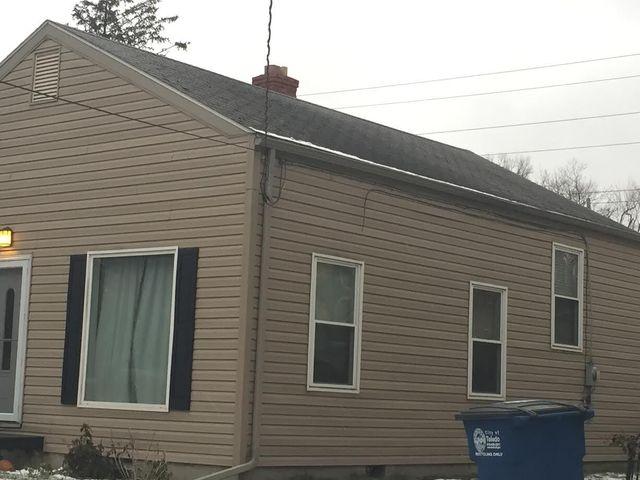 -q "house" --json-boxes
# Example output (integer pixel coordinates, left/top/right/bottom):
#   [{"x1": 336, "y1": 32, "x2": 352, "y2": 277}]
[{"x1": 0, "y1": 20, "x2": 637, "y2": 479}]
